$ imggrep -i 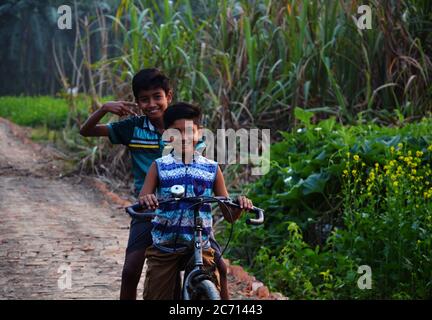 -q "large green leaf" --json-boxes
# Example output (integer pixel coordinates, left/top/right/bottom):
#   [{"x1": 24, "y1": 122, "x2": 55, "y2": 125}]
[
  {"x1": 302, "y1": 173, "x2": 330, "y2": 195},
  {"x1": 294, "y1": 107, "x2": 314, "y2": 126}
]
